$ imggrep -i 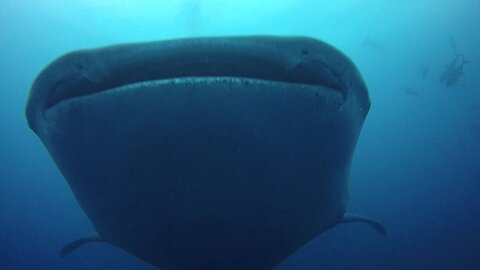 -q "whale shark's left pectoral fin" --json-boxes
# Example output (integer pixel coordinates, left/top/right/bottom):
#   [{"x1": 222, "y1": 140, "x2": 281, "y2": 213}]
[
  {"x1": 340, "y1": 212, "x2": 387, "y2": 236},
  {"x1": 60, "y1": 235, "x2": 108, "y2": 257}
]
